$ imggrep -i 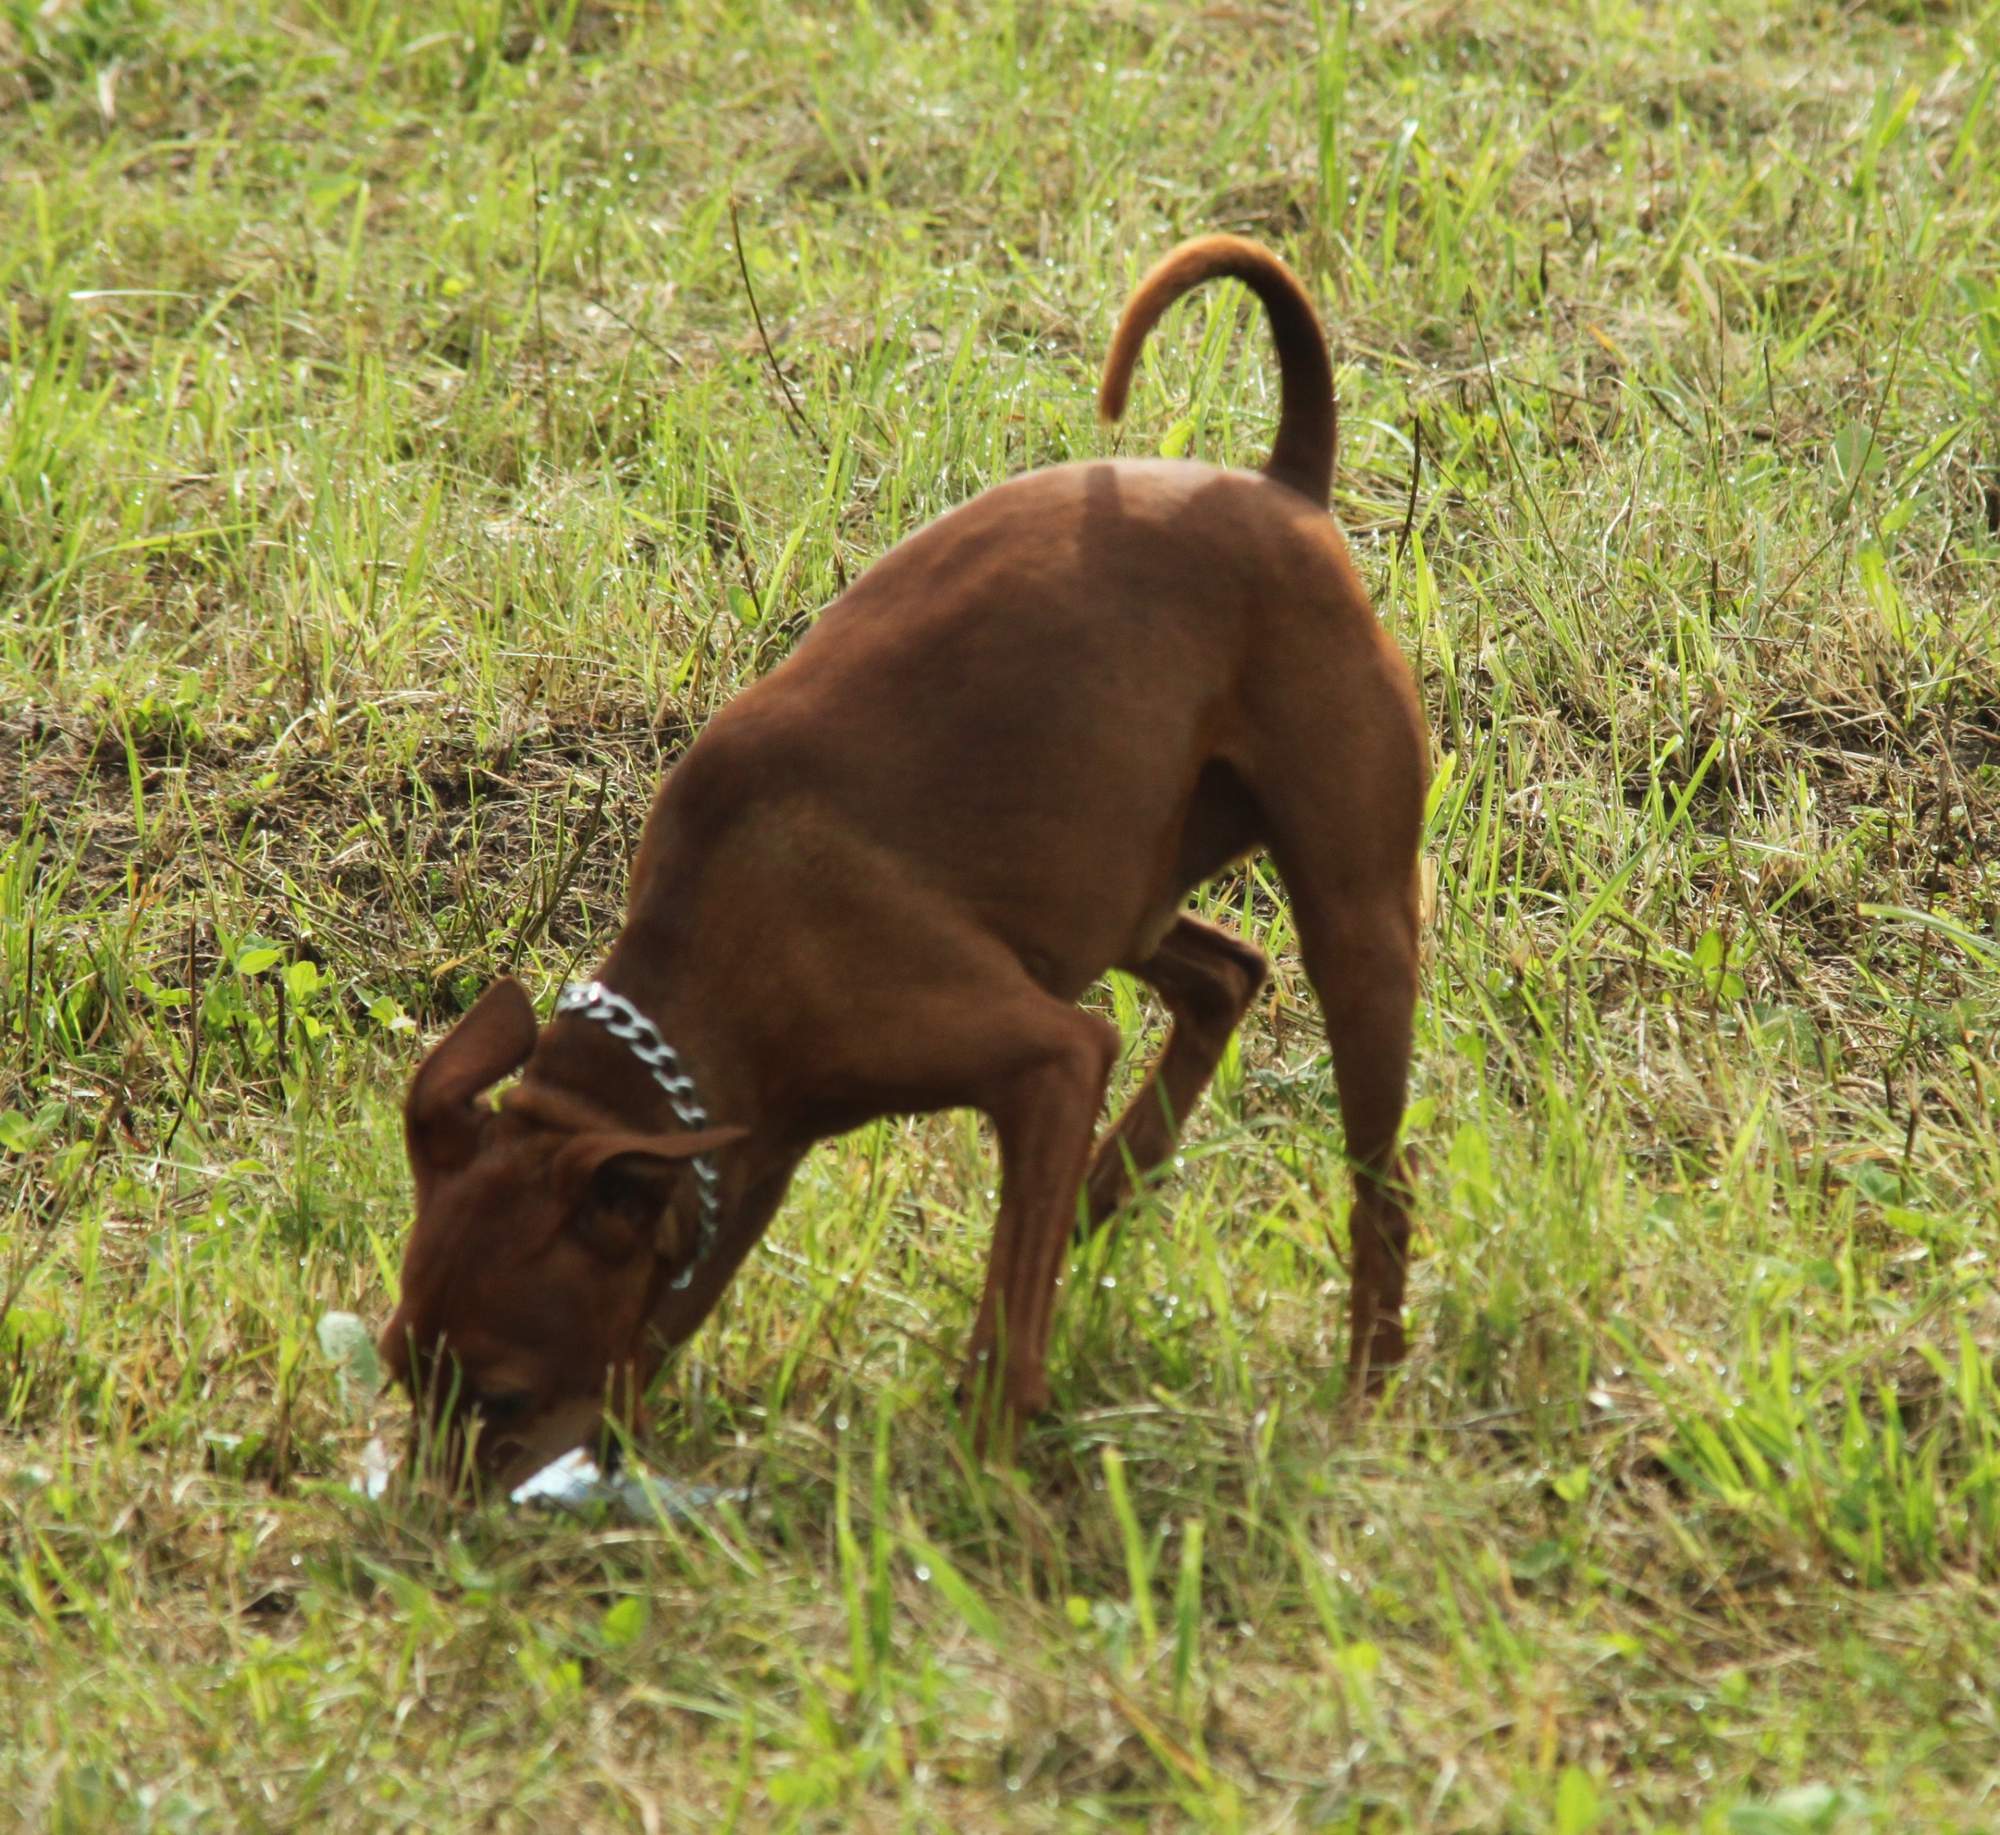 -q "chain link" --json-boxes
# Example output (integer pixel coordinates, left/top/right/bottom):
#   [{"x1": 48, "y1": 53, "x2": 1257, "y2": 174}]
[{"x1": 556, "y1": 980, "x2": 722, "y2": 1290}]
